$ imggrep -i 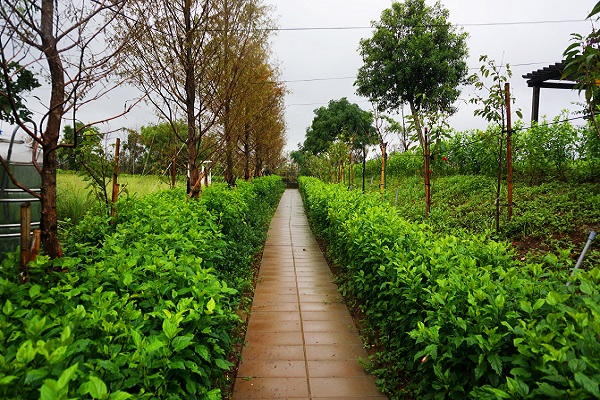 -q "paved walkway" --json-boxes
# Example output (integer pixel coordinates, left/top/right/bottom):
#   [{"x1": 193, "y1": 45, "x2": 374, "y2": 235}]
[{"x1": 233, "y1": 189, "x2": 387, "y2": 400}]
